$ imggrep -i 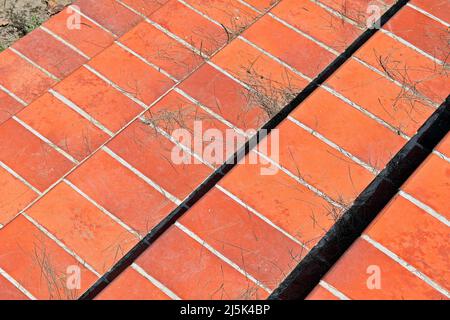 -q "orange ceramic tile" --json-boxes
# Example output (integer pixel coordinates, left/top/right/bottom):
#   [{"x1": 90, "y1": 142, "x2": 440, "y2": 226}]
[
  {"x1": 12, "y1": 28, "x2": 87, "y2": 79},
  {"x1": 366, "y1": 195, "x2": 449, "y2": 289},
  {"x1": 355, "y1": 31, "x2": 450, "y2": 104},
  {"x1": 26, "y1": 182, "x2": 139, "y2": 274},
  {"x1": 402, "y1": 154, "x2": 449, "y2": 220},
  {"x1": 75, "y1": 0, "x2": 142, "y2": 36},
  {"x1": 119, "y1": 21, "x2": 204, "y2": 80},
  {"x1": 43, "y1": 6, "x2": 115, "y2": 57},
  {"x1": 150, "y1": 0, "x2": 228, "y2": 56},
  {"x1": 385, "y1": 6, "x2": 449, "y2": 62},
  {"x1": 54, "y1": 67, "x2": 143, "y2": 132},
  {"x1": 291, "y1": 88, "x2": 406, "y2": 170},
  {"x1": 272, "y1": 0, "x2": 361, "y2": 52},
  {"x1": 68, "y1": 150, "x2": 176, "y2": 235},
  {"x1": 0, "y1": 90, "x2": 22, "y2": 125},
  {"x1": 120, "y1": 0, "x2": 170, "y2": 17},
  {"x1": 243, "y1": 15, "x2": 336, "y2": 78},
  {"x1": 212, "y1": 38, "x2": 307, "y2": 99},
  {"x1": 435, "y1": 133, "x2": 450, "y2": 159},
  {"x1": 244, "y1": 0, "x2": 278, "y2": 11},
  {"x1": 107, "y1": 117, "x2": 213, "y2": 200},
  {"x1": 219, "y1": 160, "x2": 336, "y2": 246},
  {"x1": 0, "y1": 49, "x2": 56, "y2": 103},
  {"x1": 306, "y1": 285, "x2": 339, "y2": 300},
  {"x1": 0, "y1": 120, "x2": 74, "y2": 192},
  {"x1": 136, "y1": 225, "x2": 268, "y2": 299},
  {"x1": 95, "y1": 267, "x2": 170, "y2": 300},
  {"x1": 272, "y1": 120, "x2": 375, "y2": 204},
  {"x1": 0, "y1": 215, "x2": 98, "y2": 300},
  {"x1": 0, "y1": 274, "x2": 28, "y2": 300},
  {"x1": 326, "y1": 59, "x2": 435, "y2": 136},
  {"x1": 17, "y1": 93, "x2": 110, "y2": 161},
  {"x1": 88, "y1": 43, "x2": 174, "y2": 104},
  {"x1": 322, "y1": 238, "x2": 445, "y2": 300},
  {"x1": 411, "y1": 0, "x2": 450, "y2": 23},
  {"x1": 180, "y1": 64, "x2": 267, "y2": 130},
  {"x1": 180, "y1": 187, "x2": 306, "y2": 289},
  {"x1": 0, "y1": 168, "x2": 38, "y2": 225}
]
